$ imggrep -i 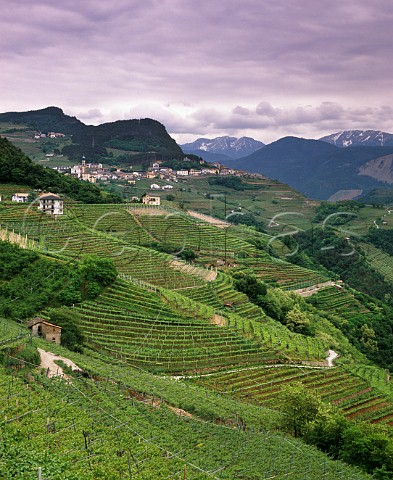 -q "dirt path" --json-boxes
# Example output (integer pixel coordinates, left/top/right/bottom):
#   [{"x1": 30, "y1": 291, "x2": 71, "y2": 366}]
[
  {"x1": 128, "y1": 211, "x2": 161, "y2": 242},
  {"x1": 293, "y1": 281, "x2": 341, "y2": 297},
  {"x1": 187, "y1": 210, "x2": 231, "y2": 228},
  {"x1": 170, "y1": 259, "x2": 217, "y2": 282},
  {"x1": 326, "y1": 349, "x2": 338, "y2": 367},
  {"x1": 37, "y1": 348, "x2": 81, "y2": 379}
]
